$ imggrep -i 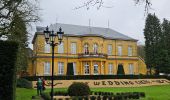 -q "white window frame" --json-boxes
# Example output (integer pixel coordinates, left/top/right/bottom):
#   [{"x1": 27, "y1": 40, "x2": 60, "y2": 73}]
[
  {"x1": 44, "y1": 62, "x2": 50, "y2": 75},
  {"x1": 118, "y1": 46, "x2": 122, "y2": 56},
  {"x1": 129, "y1": 63, "x2": 134, "y2": 75},
  {"x1": 84, "y1": 62, "x2": 90, "y2": 75},
  {"x1": 71, "y1": 42, "x2": 77, "y2": 54},
  {"x1": 93, "y1": 63, "x2": 99, "y2": 75},
  {"x1": 93, "y1": 43, "x2": 98, "y2": 54},
  {"x1": 44, "y1": 42, "x2": 50, "y2": 53},
  {"x1": 108, "y1": 44, "x2": 112, "y2": 55},
  {"x1": 108, "y1": 63, "x2": 113, "y2": 74},
  {"x1": 58, "y1": 42, "x2": 64, "y2": 53},
  {"x1": 58, "y1": 62, "x2": 64, "y2": 75},
  {"x1": 128, "y1": 46, "x2": 133, "y2": 56},
  {"x1": 84, "y1": 44, "x2": 89, "y2": 54},
  {"x1": 73, "y1": 62, "x2": 77, "y2": 75}
]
